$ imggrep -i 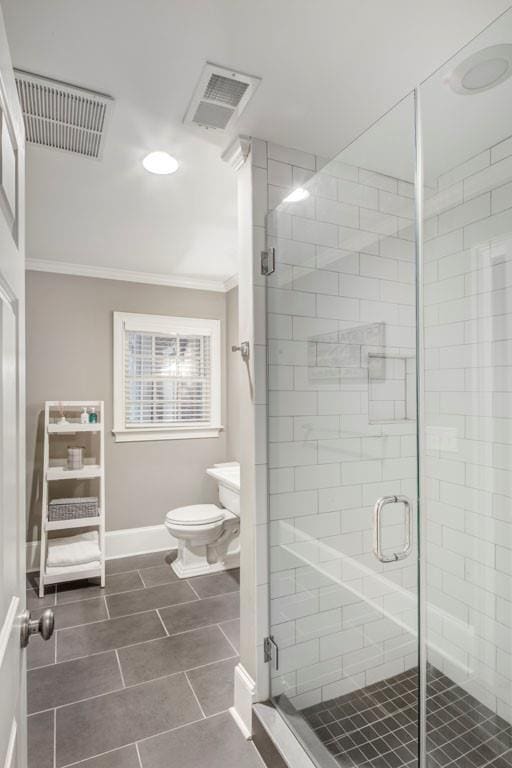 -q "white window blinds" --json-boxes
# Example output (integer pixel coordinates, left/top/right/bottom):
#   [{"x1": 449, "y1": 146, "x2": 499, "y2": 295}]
[
  {"x1": 113, "y1": 313, "x2": 221, "y2": 442},
  {"x1": 125, "y1": 331, "x2": 211, "y2": 427}
]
